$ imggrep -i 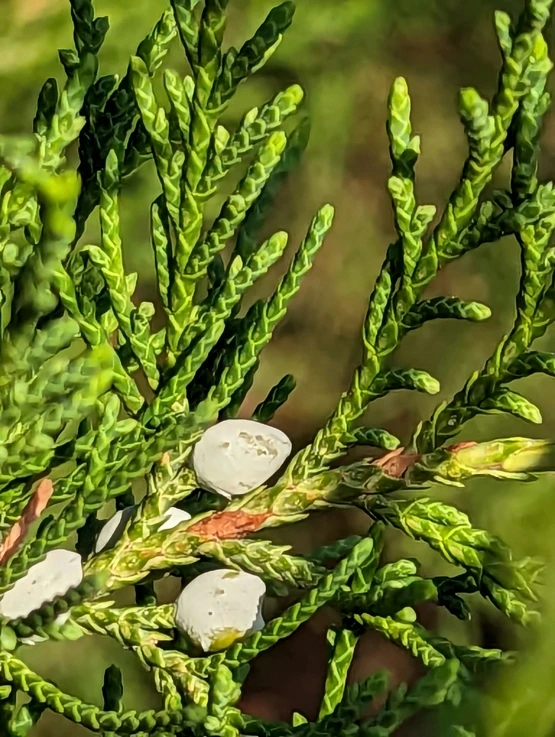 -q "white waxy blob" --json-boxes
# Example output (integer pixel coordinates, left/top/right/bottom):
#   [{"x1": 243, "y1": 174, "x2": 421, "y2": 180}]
[
  {"x1": 95, "y1": 506, "x2": 191, "y2": 554},
  {"x1": 95, "y1": 506, "x2": 136, "y2": 554},
  {"x1": 0, "y1": 549, "x2": 83, "y2": 621},
  {"x1": 192, "y1": 419, "x2": 292, "y2": 498},
  {"x1": 175, "y1": 569, "x2": 266, "y2": 652},
  {"x1": 158, "y1": 507, "x2": 192, "y2": 531}
]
